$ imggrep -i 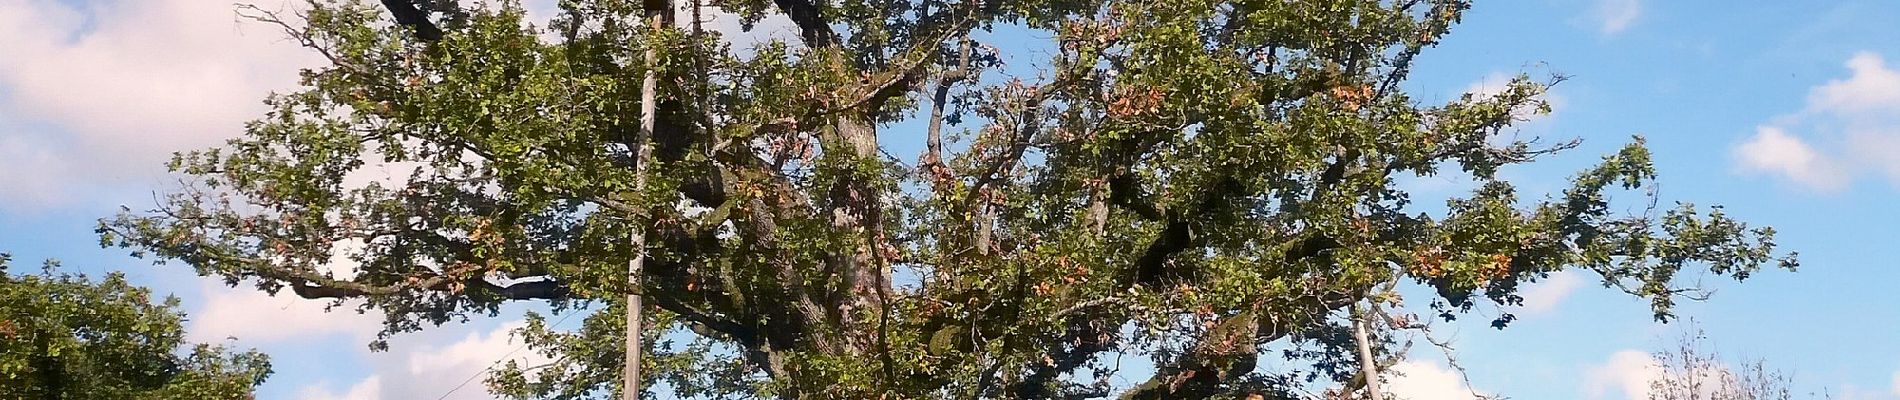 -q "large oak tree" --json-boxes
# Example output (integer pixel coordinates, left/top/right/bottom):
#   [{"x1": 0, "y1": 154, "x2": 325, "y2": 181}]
[{"x1": 100, "y1": 0, "x2": 1796, "y2": 398}]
